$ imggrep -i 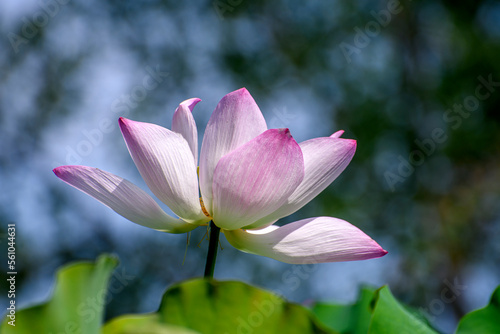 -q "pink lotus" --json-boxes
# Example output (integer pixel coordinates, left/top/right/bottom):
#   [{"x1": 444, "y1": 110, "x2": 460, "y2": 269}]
[{"x1": 53, "y1": 88, "x2": 387, "y2": 264}]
